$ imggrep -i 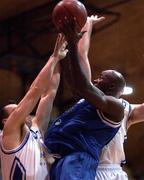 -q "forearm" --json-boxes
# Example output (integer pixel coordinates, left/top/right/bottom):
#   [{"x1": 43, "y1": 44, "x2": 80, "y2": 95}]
[
  {"x1": 30, "y1": 55, "x2": 59, "y2": 94},
  {"x1": 68, "y1": 41, "x2": 90, "y2": 94},
  {"x1": 78, "y1": 20, "x2": 93, "y2": 56},
  {"x1": 34, "y1": 93, "x2": 55, "y2": 133},
  {"x1": 128, "y1": 104, "x2": 144, "y2": 127},
  {"x1": 34, "y1": 63, "x2": 61, "y2": 130},
  {"x1": 77, "y1": 20, "x2": 93, "y2": 81}
]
